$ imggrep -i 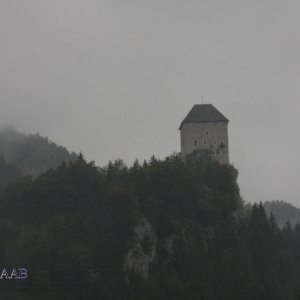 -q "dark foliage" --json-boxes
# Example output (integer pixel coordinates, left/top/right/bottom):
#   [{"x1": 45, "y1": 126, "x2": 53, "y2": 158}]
[
  {"x1": 264, "y1": 200, "x2": 300, "y2": 228},
  {"x1": 0, "y1": 156, "x2": 22, "y2": 187},
  {"x1": 0, "y1": 151, "x2": 299, "y2": 299}
]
